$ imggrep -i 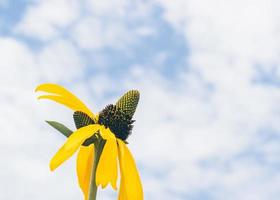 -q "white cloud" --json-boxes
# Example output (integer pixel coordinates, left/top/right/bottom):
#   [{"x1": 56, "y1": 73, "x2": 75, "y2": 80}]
[
  {"x1": 71, "y1": 17, "x2": 133, "y2": 50},
  {"x1": 15, "y1": 0, "x2": 80, "y2": 40},
  {"x1": 71, "y1": 0, "x2": 156, "y2": 50},
  {"x1": 158, "y1": 0, "x2": 280, "y2": 67},
  {"x1": 15, "y1": 0, "x2": 156, "y2": 50},
  {"x1": 37, "y1": 39, "x2": 85, "y2": 82},
  {"x1": 85, "y1": 0, "x2": 155, "y2": 20},
  {"x1": 0, "y1": 38, "x2": 38, "y2": 90},
  {"x1": 85, "y1": 0, "x2": 128, "y2": 18}
]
